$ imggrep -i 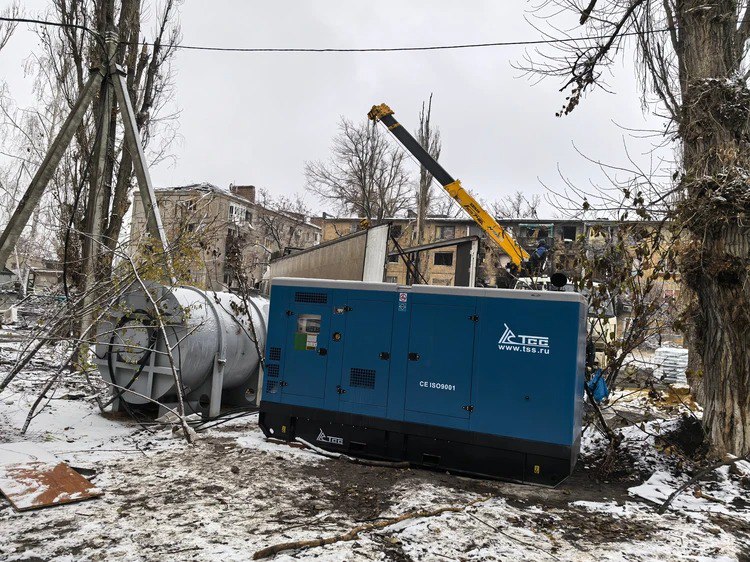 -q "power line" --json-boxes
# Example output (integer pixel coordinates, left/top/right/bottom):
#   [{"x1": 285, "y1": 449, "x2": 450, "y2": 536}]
[
  {"x1": 0, "y1": 15, "x2": 98, "y2": 37},
  {"x1": 1, "y1": 15, "x2": 670, "y2": 54},
  {"x1": 132, "y1": 28, "x2": 670, "y2": 53}
]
